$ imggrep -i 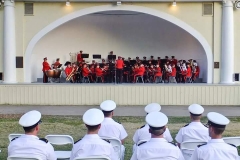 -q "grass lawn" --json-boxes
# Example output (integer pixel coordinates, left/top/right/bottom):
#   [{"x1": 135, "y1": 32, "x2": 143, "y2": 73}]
[{"x1": 1, "y1": 115, "x2": 240, "y2": 160}]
